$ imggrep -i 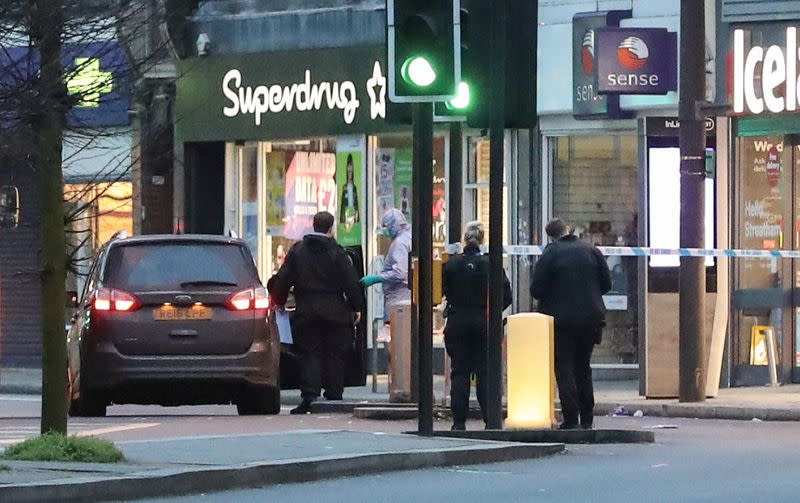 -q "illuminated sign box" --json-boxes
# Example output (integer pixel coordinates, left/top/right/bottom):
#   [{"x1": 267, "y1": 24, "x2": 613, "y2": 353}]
[
  {"x1": 596, "y1": 27, "x2": 677, "y2": 95},
  {"x1": 0, "y1": 41, "x2": 131, "y2": 127}
]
